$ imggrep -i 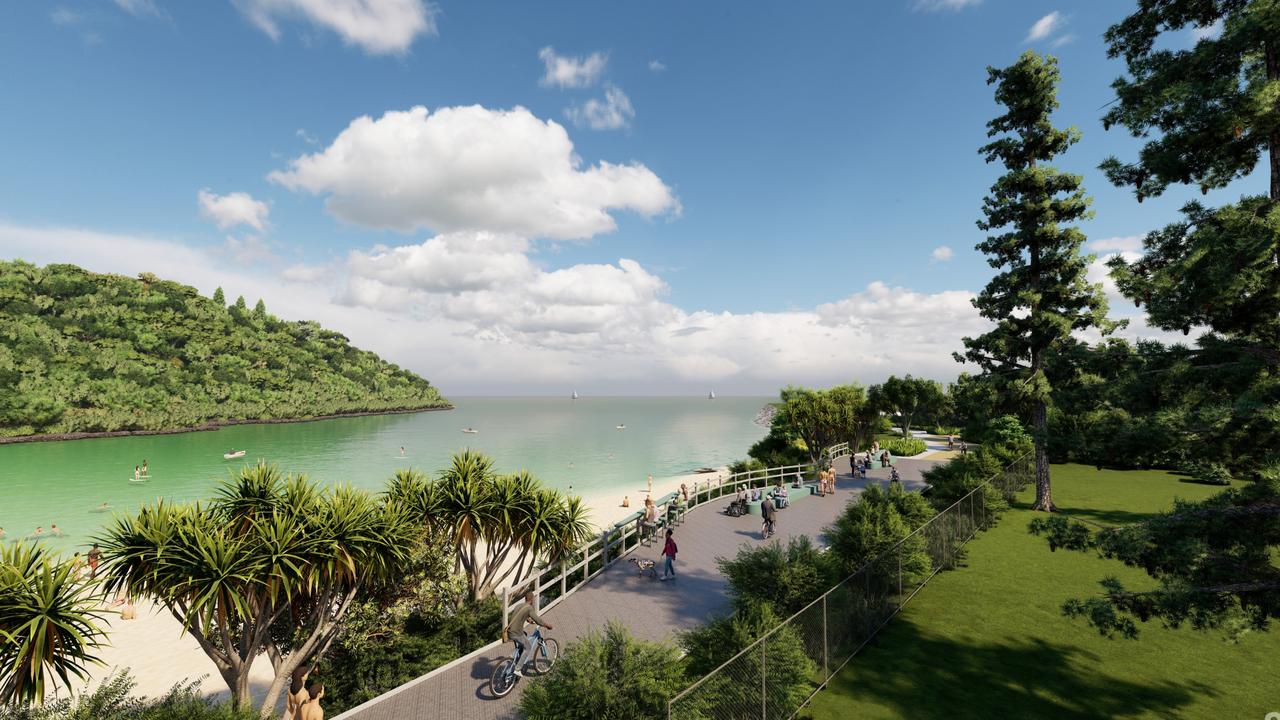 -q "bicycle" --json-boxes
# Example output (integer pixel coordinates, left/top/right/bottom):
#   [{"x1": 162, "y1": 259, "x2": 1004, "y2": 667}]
[{"x1": 490, "y1": 628, "x2": 560, "y2": 697}]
